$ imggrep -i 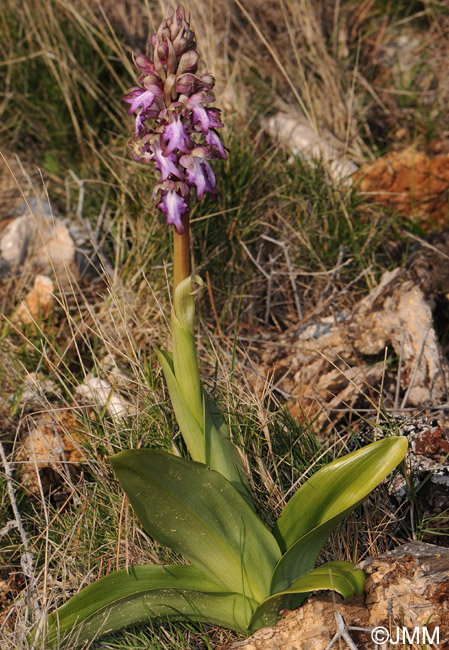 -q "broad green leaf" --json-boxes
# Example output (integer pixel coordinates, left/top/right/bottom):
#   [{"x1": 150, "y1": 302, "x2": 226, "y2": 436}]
[
  {"x1": 157, "y1": 349, "x2": 205, "y2": 463},
  {"x1": 110, "y1": 449, "x2": 281, "y2": 602},
  {"x1": 270, "y1": 437, "x2": 406, "y2": 591},
  {"x1": 157, "y1": 350, "x2": 251, "y2": 500},
  {"x1": 45, "y1": 564, "x2": 256, "y2": 647},
  {"x1": 271, "y1": 510, "x2": 350, "y2": 592},
  {"x1": 203, "y1": 392, "x2": 252, "y2": 503},
  {"x1": 274, "y1": 437, "x2": 407, "y2": 552},
  {"x1": 250, "y1": 561, "x2": 365, "y2": 633}
]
